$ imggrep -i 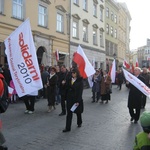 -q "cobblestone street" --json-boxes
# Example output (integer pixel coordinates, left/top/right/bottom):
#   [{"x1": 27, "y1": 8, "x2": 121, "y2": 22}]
[{"x1": 1, "y1": 84, "x2": 149, "y2": 150}]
